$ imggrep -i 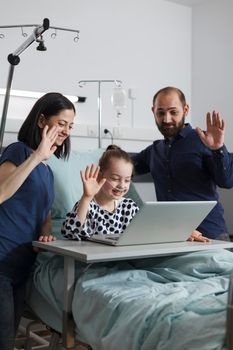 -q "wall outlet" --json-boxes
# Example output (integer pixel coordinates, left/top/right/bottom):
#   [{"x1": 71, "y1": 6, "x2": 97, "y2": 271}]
[
  {"x1": 113, "y1": 127, "x2": 122, "y2": 139},
  {"x1": 87, "y1": 125, "x2": 97, "y2": 137},
  {"x1": 128, "y1": 88, "x2": 137, "y2": 100}
]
